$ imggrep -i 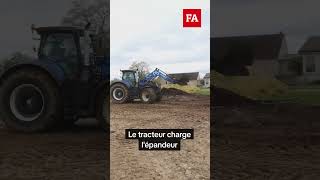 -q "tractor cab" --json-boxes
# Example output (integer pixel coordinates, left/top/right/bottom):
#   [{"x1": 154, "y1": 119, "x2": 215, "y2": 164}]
[
  {"x1": 33, "y1": 26, "x2": 88, "y2": 78},
  {"x1": 32, "y1": 26, "x2": 108, "y2": 80},
  {"x1": 121, "y1": 70, "x2": 138, "y2": 87},
  {"x1": 31, "y1": 25, "x2": 109, "y2": 81}
]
